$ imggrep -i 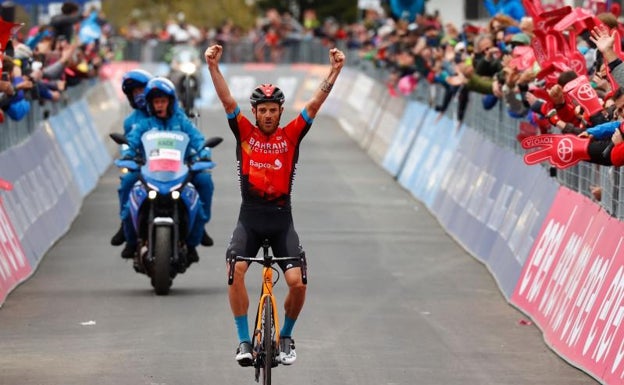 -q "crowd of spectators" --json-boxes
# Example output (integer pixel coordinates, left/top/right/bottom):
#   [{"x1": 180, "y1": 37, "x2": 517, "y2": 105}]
[
  {"x1": 0, "y1": 1, "x2": 113, "y2": 123},
  {"x1": 7, "y1": 1, "x2": 624, "y2": 174},
  {"x1": 350, "y1": 1, "x2": 624, "y2": 173}
]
